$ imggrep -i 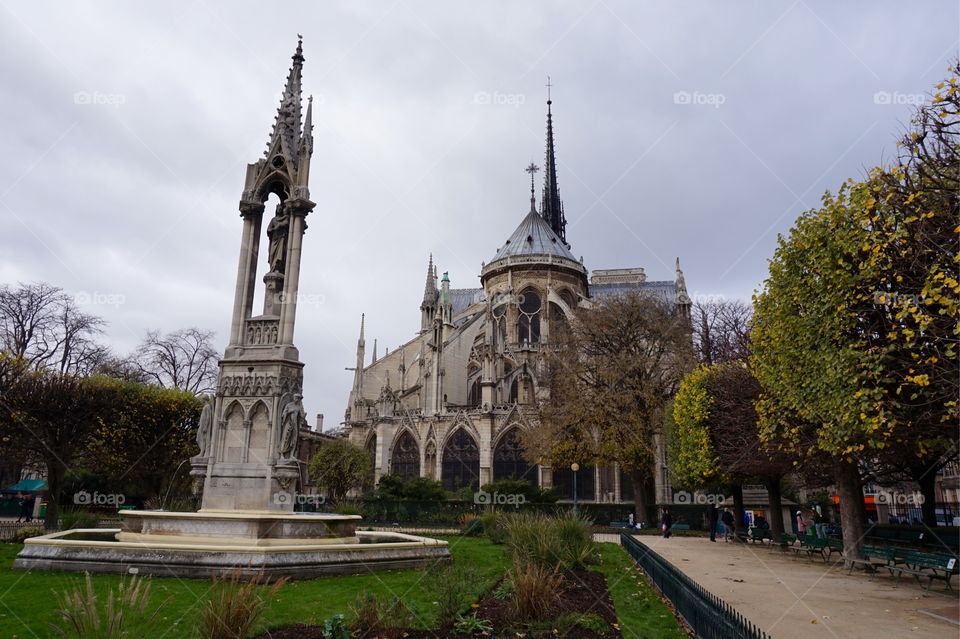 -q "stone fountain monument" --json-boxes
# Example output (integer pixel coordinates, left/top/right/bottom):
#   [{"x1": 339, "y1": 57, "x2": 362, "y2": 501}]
[{"x1": 14, "y1": 38, "x2": 449, "y2": 578}]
